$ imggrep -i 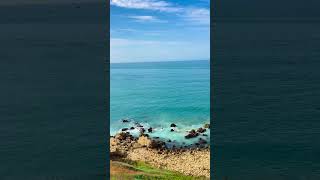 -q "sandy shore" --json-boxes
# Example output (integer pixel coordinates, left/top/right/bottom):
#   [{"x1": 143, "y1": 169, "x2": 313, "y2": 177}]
[{"x1": 110, "y1": 131, "x2": 210, "y2": 178}]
